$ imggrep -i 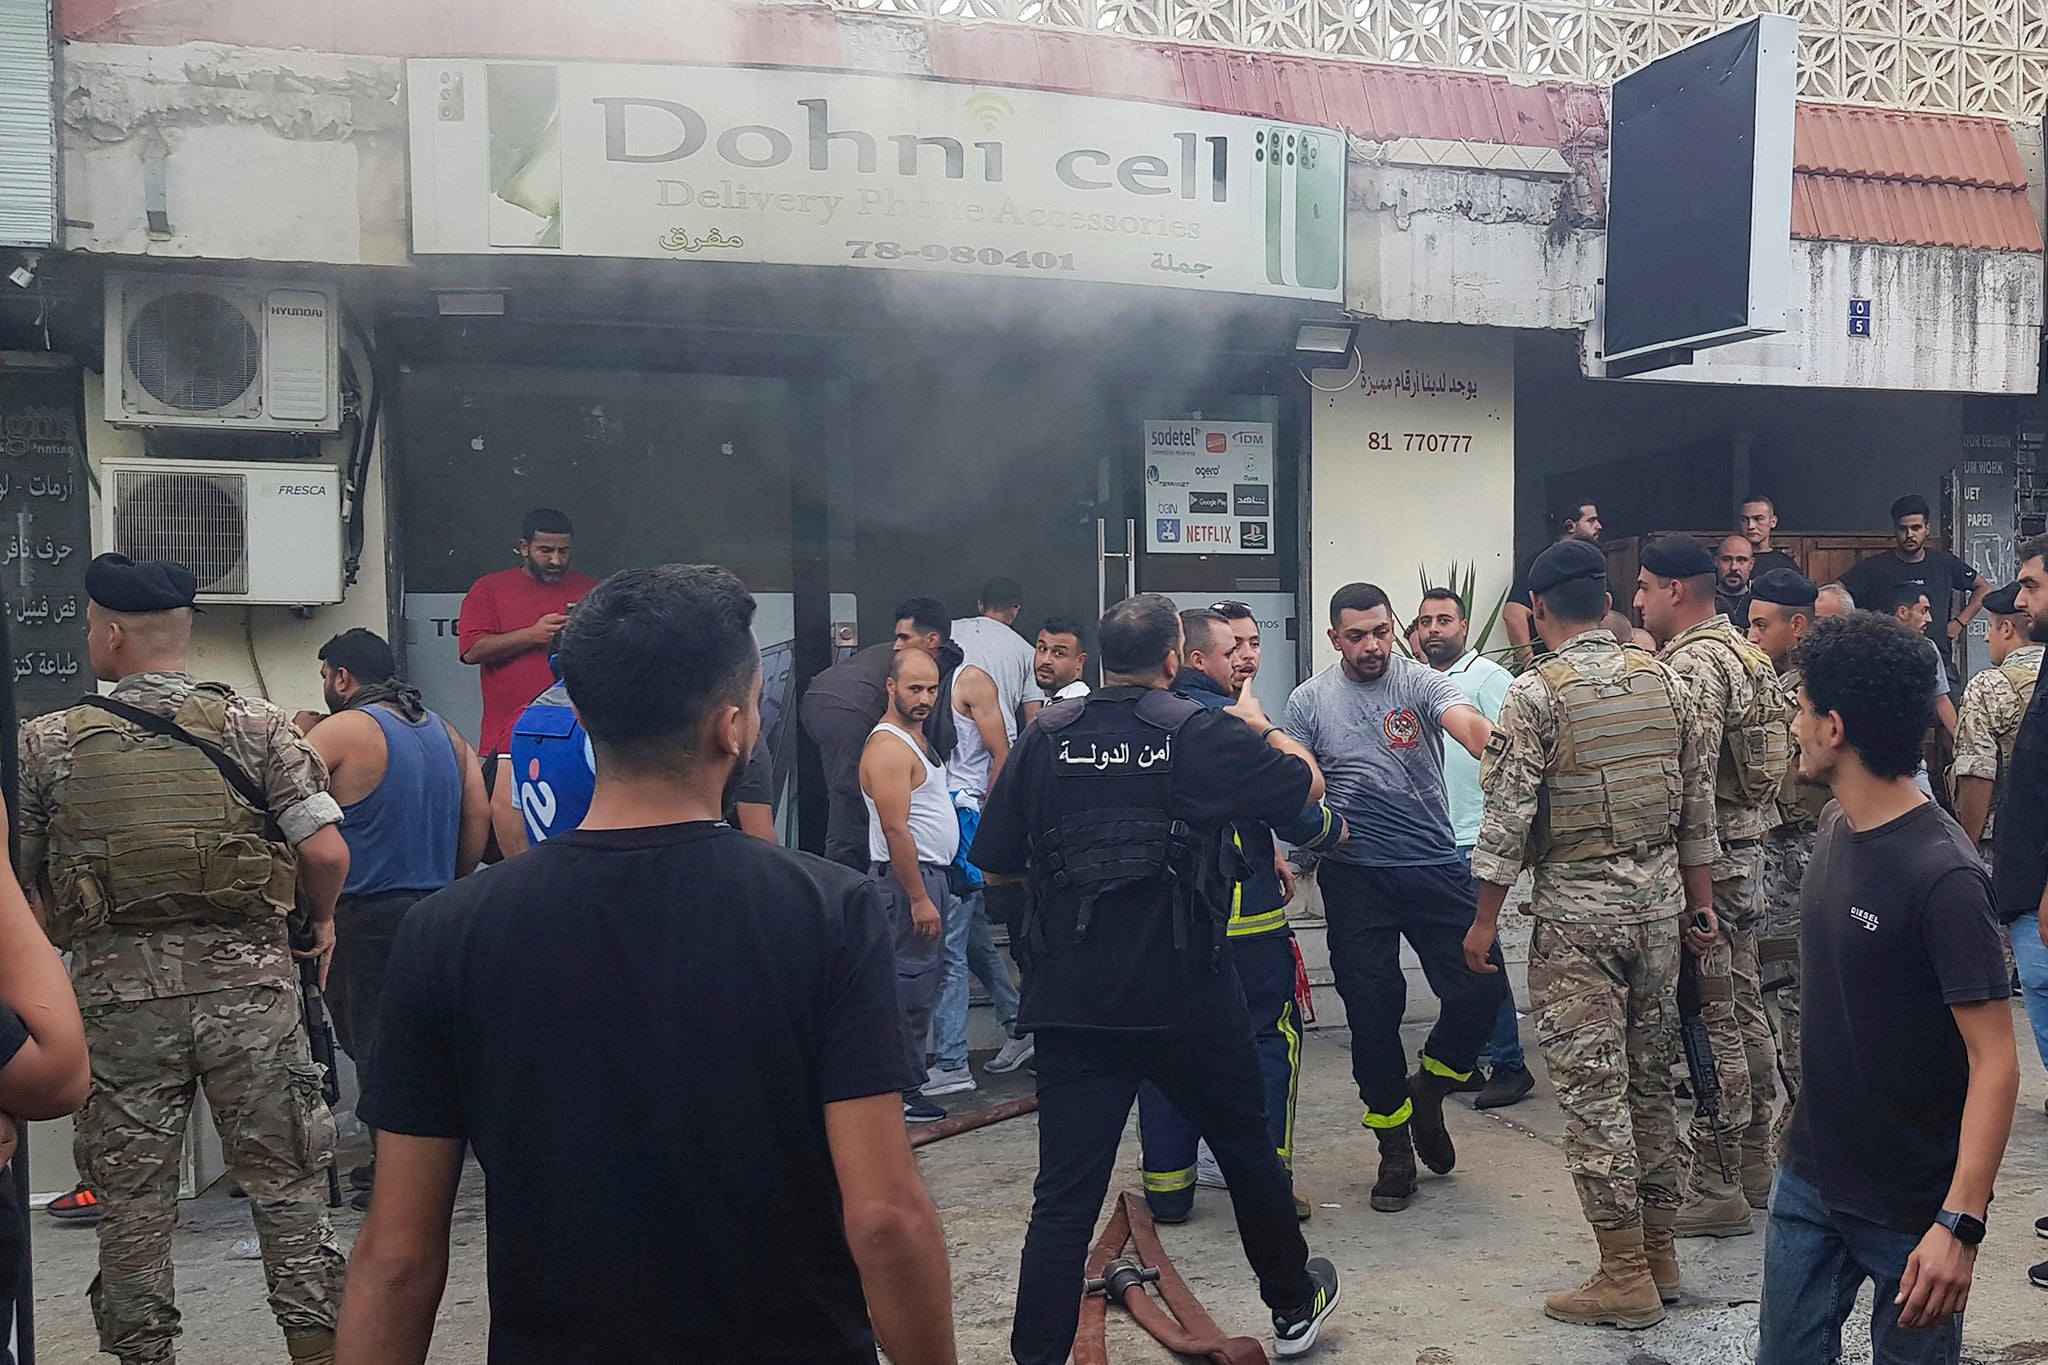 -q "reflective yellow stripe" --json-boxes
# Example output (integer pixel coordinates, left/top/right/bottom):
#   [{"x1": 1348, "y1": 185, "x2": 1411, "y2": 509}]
[
  {"x1": 1230, "y1": 829, "x2": 1244, "y2": 923},
  {"x1": 1361, "y1": 1100, "x2": 1413, "y2": 1129},
  {"x1": 1144, "y1": 1166, "x2": 1197, "y2": 1194},
  {"x1": 1420, "y1": 1053, "x2": 1473, "y2": 1083},
  {"x1": 1277, "y1": 1000, "x2": 1301, "y2": 1169},
  {"x1": 1227, "y1": 908, "x2": 1289, "y2": 938}
]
